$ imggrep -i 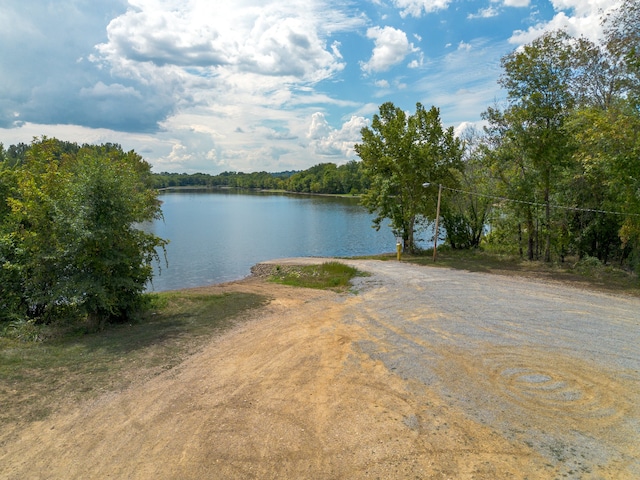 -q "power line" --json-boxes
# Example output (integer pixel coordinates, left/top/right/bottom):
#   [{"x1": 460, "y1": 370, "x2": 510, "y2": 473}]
[{"x1": 441, "y1": 185, "x2": 640, "y2": 218}]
